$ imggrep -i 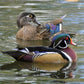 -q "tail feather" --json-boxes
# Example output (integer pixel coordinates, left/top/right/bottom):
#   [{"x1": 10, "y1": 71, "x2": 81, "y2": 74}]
[
  {"x1": 2, "y1": 51, "x2": 27, "y2": 60},
  {"x1": 61, "y1": 14, "x2": 67, "y2": 19}
]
